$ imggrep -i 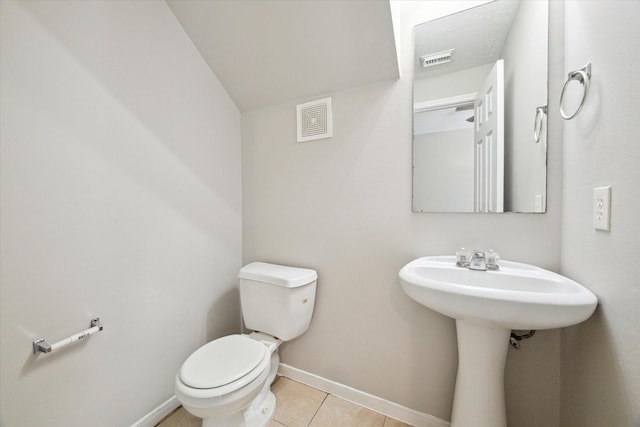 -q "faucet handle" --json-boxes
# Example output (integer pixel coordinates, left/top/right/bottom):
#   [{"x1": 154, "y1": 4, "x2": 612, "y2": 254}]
[
  {"x1": 456, "y1": 248, "x2": 471, "y2": 267},
  {"x1": 486, "y1": 250, "x2": 500, "y2": 270}
]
